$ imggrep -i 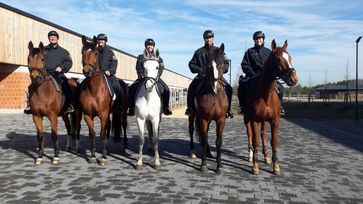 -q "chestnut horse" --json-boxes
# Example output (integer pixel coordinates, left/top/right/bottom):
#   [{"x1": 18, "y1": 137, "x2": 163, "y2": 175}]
[
  {"x1": 188, "y1": 44, "x2": 228, "y2": 174},
  {"x1": 27, "y1": 41, "x2": 79, "y2": 165},
  {"x1": 78, "y1": 35, "x2": 127, "y2": 165},
  {"x1": 244, "y1": 40, "x2": 298, "y2": 175}
]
